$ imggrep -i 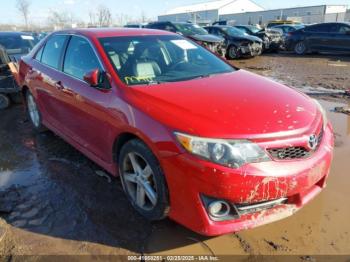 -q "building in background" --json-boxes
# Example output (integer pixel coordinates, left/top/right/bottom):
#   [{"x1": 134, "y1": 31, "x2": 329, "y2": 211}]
[
  {"x1": 159, "y1": 1, "x2": 348, "y2": 26},
  {"x1": 158, "y1": 0, "x2": 264, "y2": 25},
  {"x1": 346, "y1": 9, "x2": 350, "y2": 22},
  {"x1": 220, "y1": 5, "x2": 348, "y2": 25}
]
